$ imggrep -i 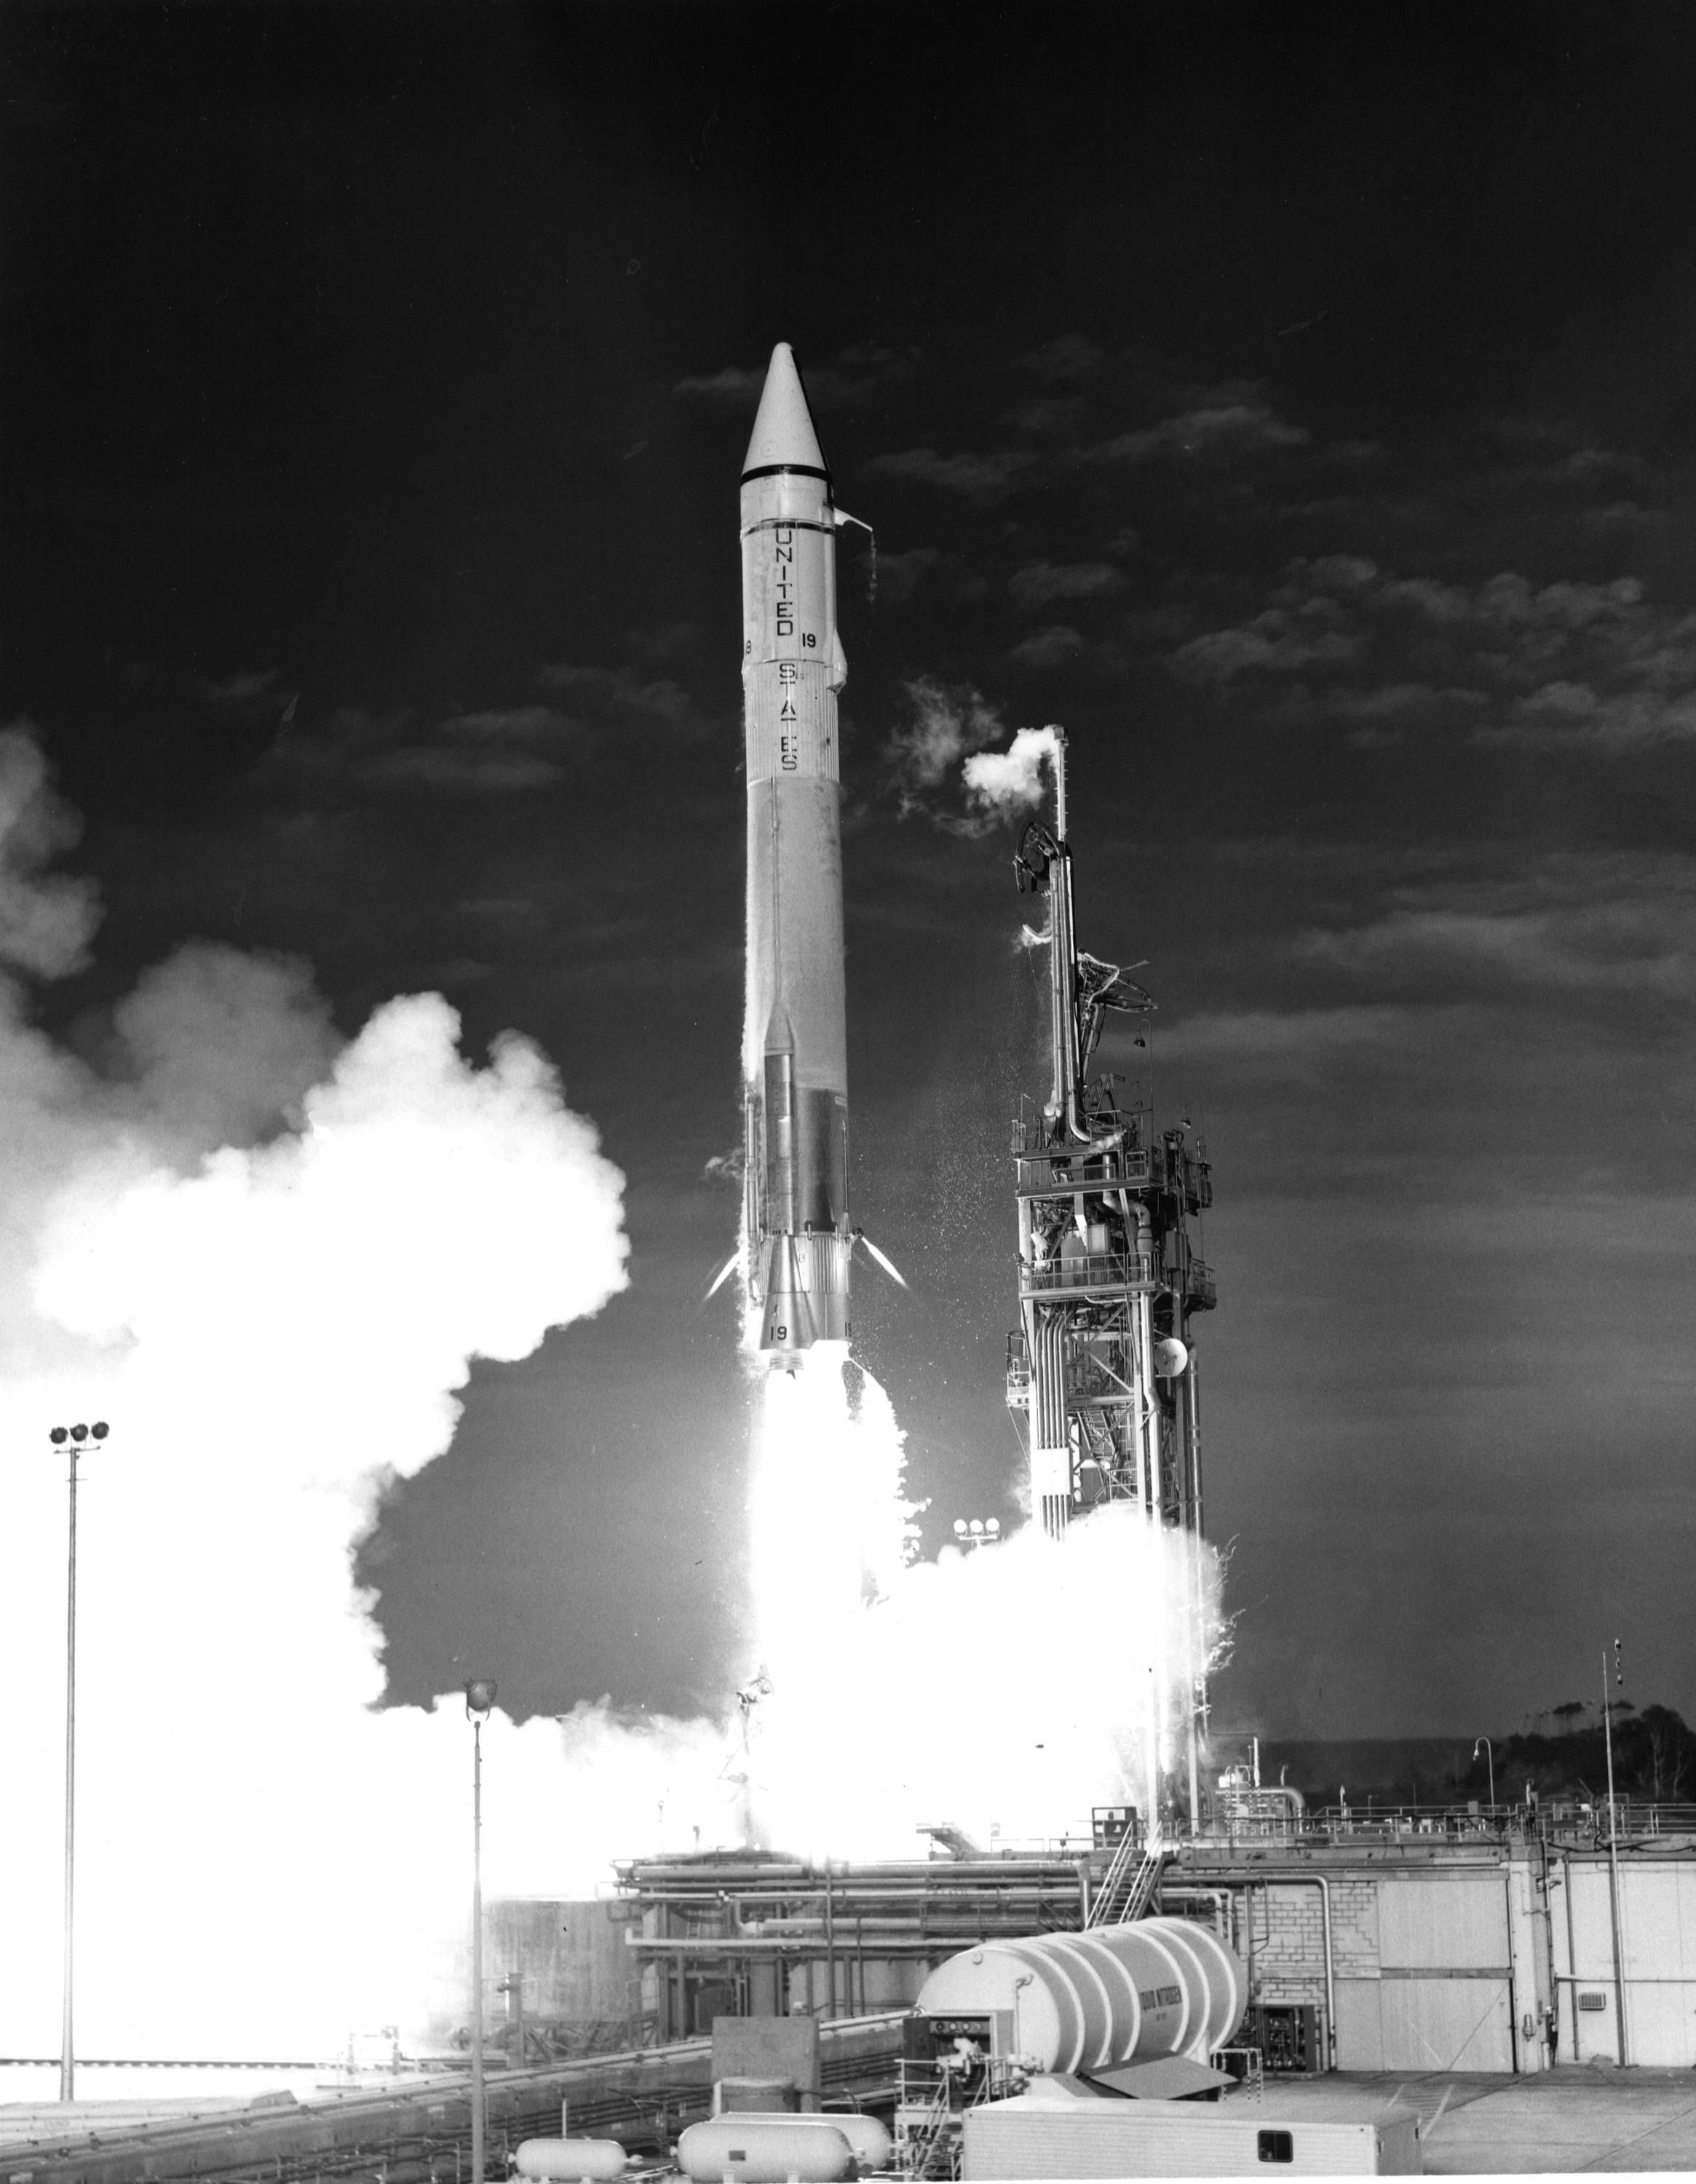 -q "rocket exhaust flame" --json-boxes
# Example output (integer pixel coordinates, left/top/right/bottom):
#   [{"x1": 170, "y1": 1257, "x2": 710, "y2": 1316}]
[{"x1": 739, "y1": 1349, "x2": 1229, "y2": 1855}]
